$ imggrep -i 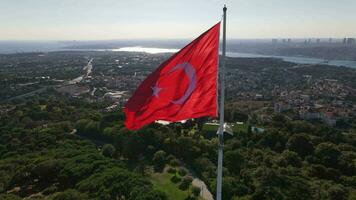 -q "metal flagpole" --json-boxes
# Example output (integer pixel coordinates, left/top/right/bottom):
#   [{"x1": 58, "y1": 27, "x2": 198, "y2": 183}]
[{"x1": 216, "y1": 5, "x2": 227, "y2": 200}]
